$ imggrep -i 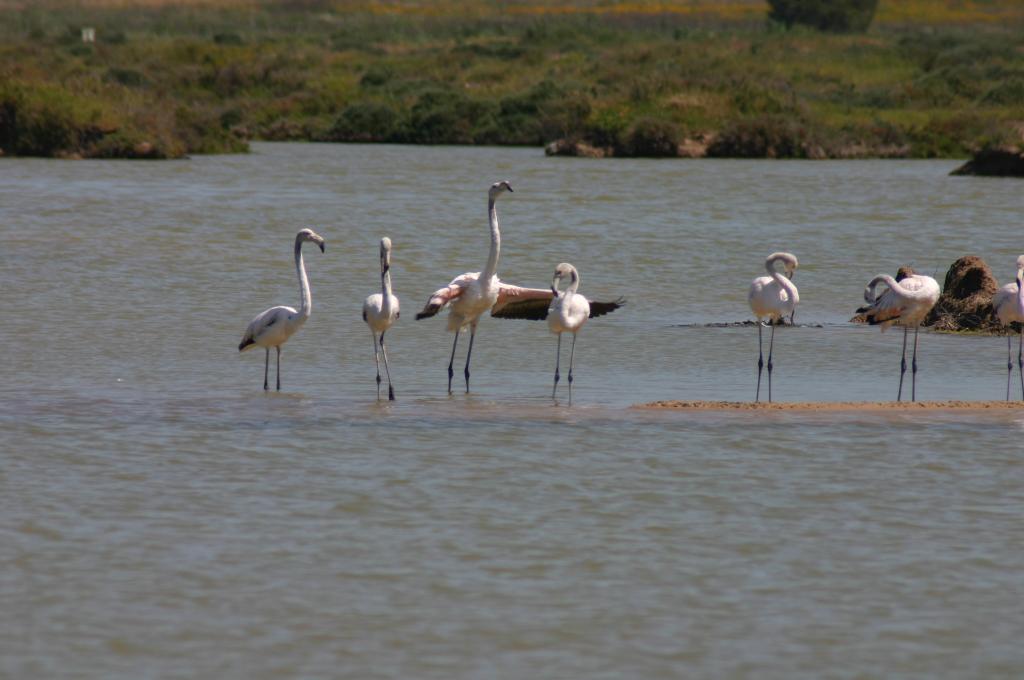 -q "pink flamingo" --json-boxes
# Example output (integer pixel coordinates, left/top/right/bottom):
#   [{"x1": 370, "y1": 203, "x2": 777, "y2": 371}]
[
  {"x1": 416, "y1": 181, "x2": 553, "y2": 393},
  {"x1": 857, "y1": 268, "x2": 940, "y2": 402}
]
